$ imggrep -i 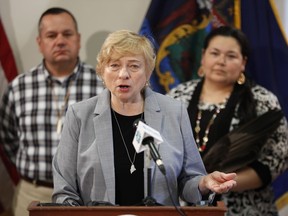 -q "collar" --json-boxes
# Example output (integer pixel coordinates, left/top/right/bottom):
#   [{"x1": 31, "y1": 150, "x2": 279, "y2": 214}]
[{"x1": 41, "y1": 60, "x2": 81, "y2": 86}]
